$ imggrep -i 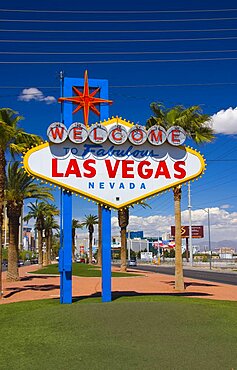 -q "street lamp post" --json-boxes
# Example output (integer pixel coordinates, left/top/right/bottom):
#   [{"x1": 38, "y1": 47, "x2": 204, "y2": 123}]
[{"x1": 207, "y1": 208, "x2": 212, "y2": 270}]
